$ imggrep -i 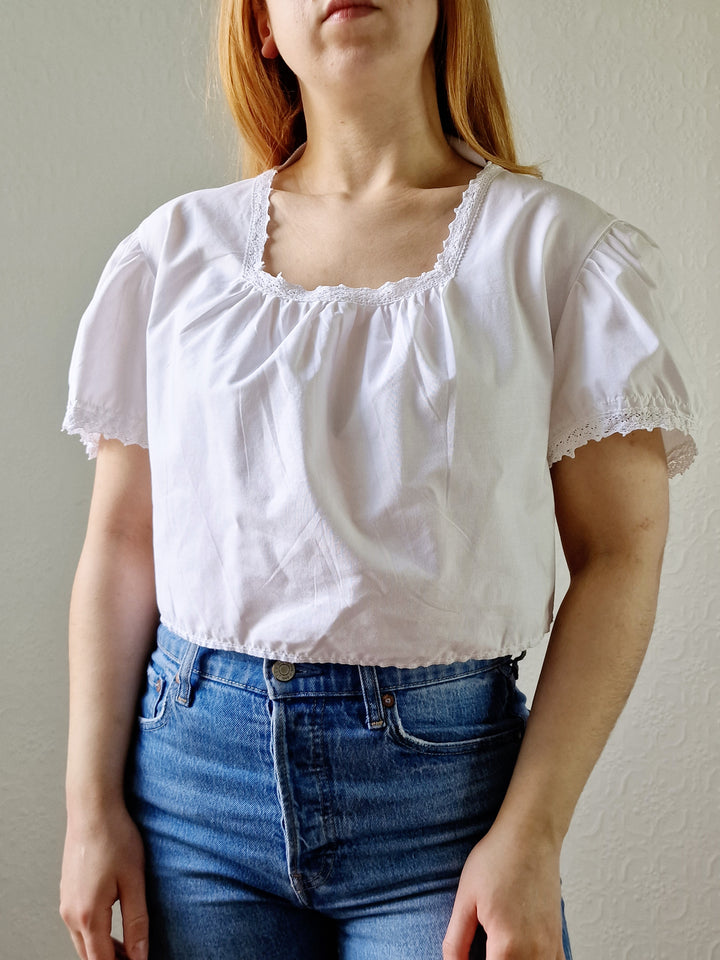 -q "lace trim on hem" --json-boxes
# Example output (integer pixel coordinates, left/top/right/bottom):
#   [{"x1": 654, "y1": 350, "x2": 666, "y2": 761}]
[
  {"x1": 62, "y1": 402, "x2": 148, "y2": 459},
  {"x1": 548, "y1": 403, "x2": 698, "y2": 479},
  {"x1": 242, "y1": 163, "x2": 500, "y2": 304},
  {"x1": 159, "y1": 616, "x2": 550, "y2": 669}
]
